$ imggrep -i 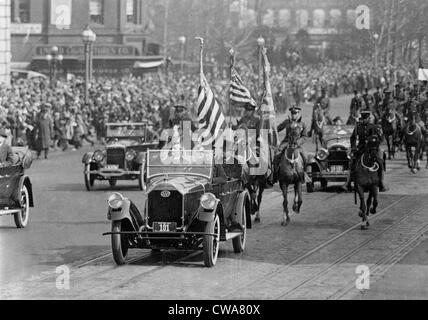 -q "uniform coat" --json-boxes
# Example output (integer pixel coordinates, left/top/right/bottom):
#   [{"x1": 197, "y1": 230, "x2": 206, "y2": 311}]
[{"x1": 35, "y1": 115, "x2": 53, "y2": 150}]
